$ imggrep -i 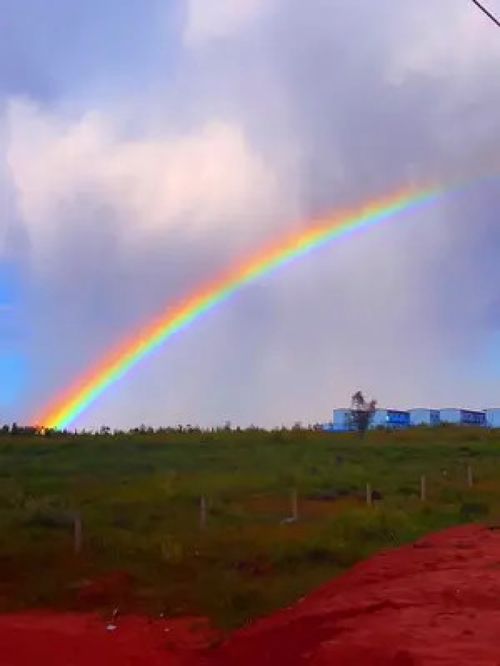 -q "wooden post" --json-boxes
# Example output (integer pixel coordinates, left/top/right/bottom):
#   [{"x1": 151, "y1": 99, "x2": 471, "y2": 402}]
[
  {"x1": 291, "y1": 489, "x2": 299, "y2": 522},
  {"x1": 200, "y1": 495, "x2": 207, "y2": 530},
  {"x1": 73, "y1": 513, "x2": 82, "y2": 554},
  {"x1": 366, "y1": 483, "x2": 372, "y2": 507},
  {"x1": 420, "y1": 475, "x2": 427, "y2": 502},
  {"x1": 467, "y1": 465, "x2": 473, "y2": 488}
]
